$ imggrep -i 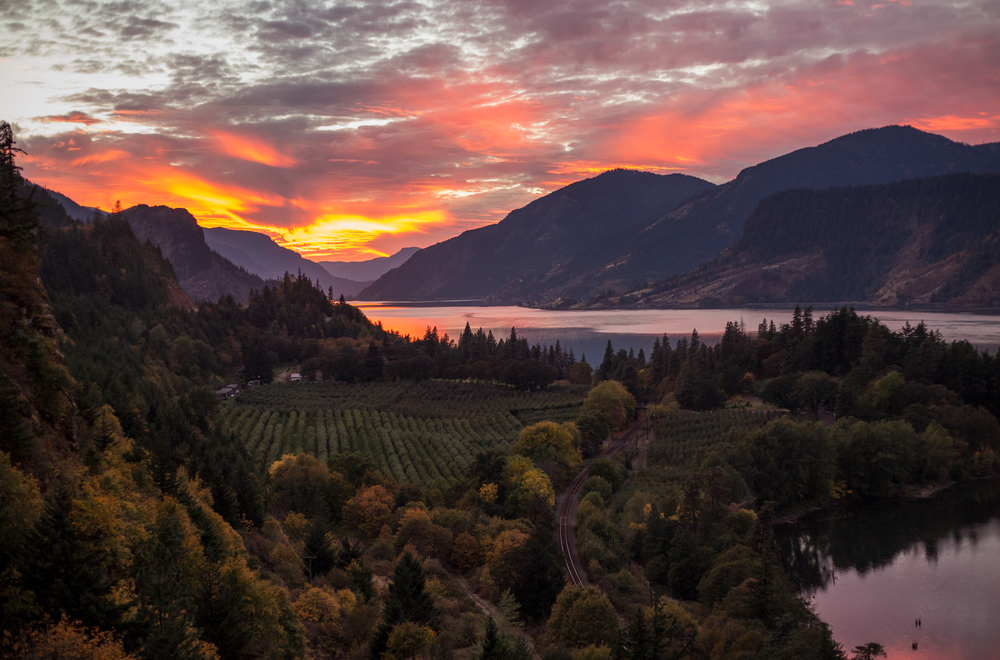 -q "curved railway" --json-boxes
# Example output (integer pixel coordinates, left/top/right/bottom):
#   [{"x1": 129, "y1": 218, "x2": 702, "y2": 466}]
[{"x1": 557, "y1": 415, "x2": 644, "y2": 586}]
